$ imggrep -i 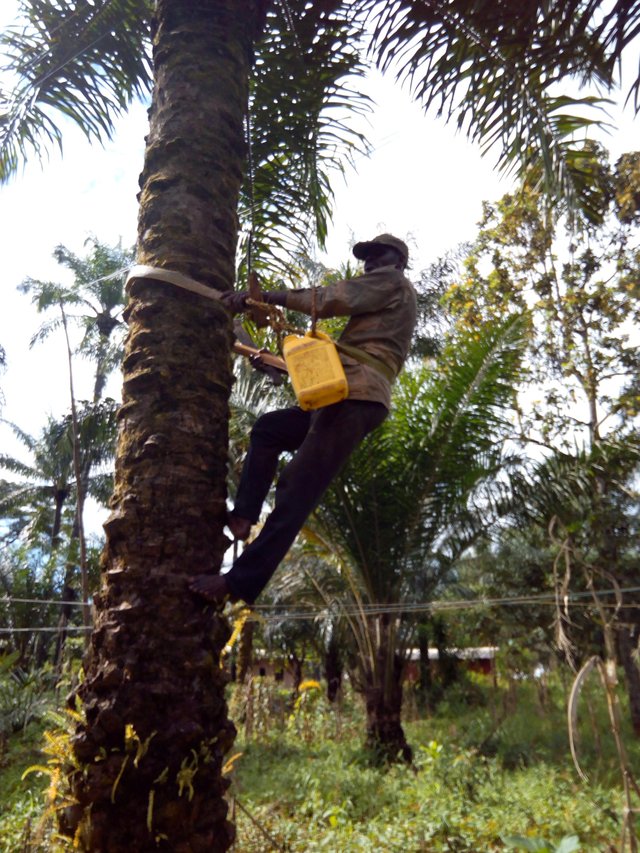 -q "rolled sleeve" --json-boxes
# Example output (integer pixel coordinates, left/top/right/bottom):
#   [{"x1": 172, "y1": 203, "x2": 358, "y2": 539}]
[{"x1": 285, "y1": 270, "x2": 399, "y2": 318}]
